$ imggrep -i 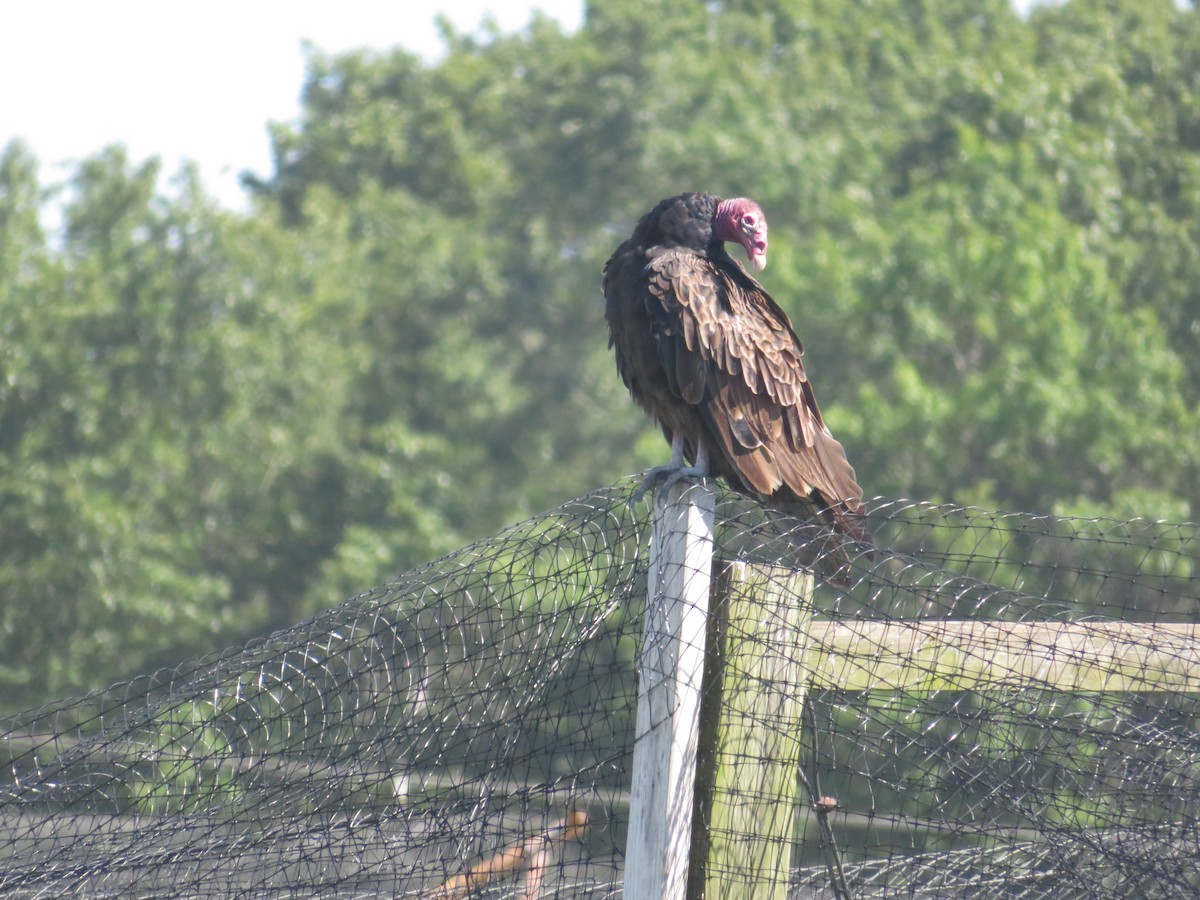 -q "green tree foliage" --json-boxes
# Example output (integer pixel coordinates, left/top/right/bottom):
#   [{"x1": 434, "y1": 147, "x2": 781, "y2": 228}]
[
  {"x1": 0, "y1": 145, "x2": 359, "y2": 706},
  {"x1": 1, "y1": 0, "x2": 1198, "y2": 711},
  {"x1": 254, "y1": 0, "x2": 1200, "y2": 516}
]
